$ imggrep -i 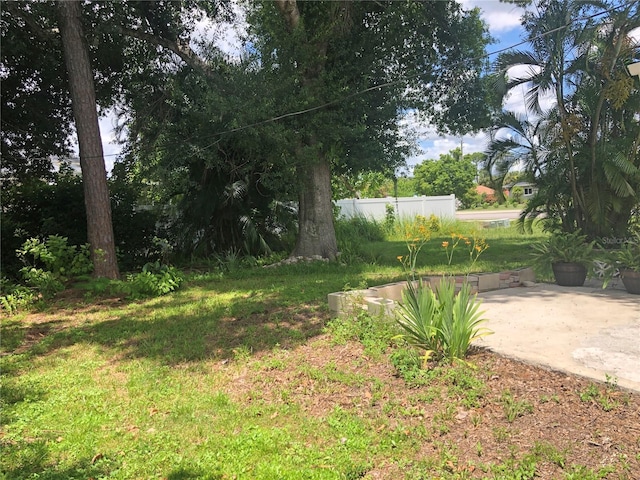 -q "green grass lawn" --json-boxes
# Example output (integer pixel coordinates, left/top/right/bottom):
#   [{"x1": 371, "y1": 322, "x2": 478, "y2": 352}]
[{"x1": 7, "y1": 223, "x2": 636, "y2": 479}]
